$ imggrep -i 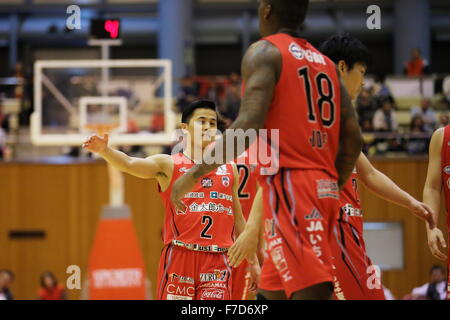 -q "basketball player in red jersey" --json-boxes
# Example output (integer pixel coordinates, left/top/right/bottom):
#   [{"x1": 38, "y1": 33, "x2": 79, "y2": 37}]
[
  {"x1": 319, "y1": 34, "x2": 435, "y2": 300},
  {"x1": 82, "y1": 100, "x2": 259, "y2": 300},
  {"x1": 171, "y1": 0, "x2": 363, "y2": 300},
  {"x1": 423, "y1": 126, "x2": 450, "y2": 300}
]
